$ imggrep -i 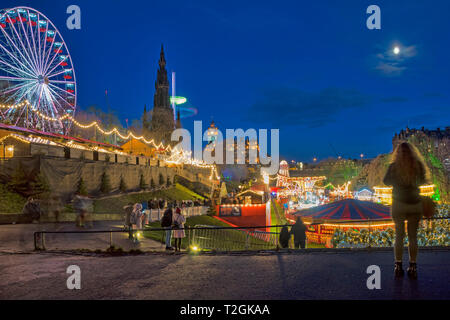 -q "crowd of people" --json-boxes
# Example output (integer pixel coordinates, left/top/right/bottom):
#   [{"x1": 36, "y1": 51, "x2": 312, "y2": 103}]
[{"x1": 122, "y1": 198, "x2": 209, "y2": 250}]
